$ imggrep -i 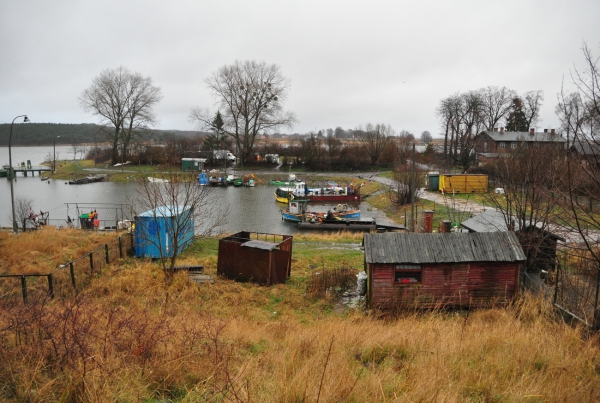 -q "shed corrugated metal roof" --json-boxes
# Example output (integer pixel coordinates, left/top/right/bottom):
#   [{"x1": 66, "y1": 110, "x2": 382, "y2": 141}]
[
  {"x1": 460, "y1": 210, "x2": 515, "y2": 233},
  {"x1": 364, "y1": 232, "x2": 526, "y2": 264},
  {"x1": 242, "y1": 240, "x2": 278, "y2": 251},
  {"x1": 139, "y1": 205, "x2": 191, "y2": 218}
]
